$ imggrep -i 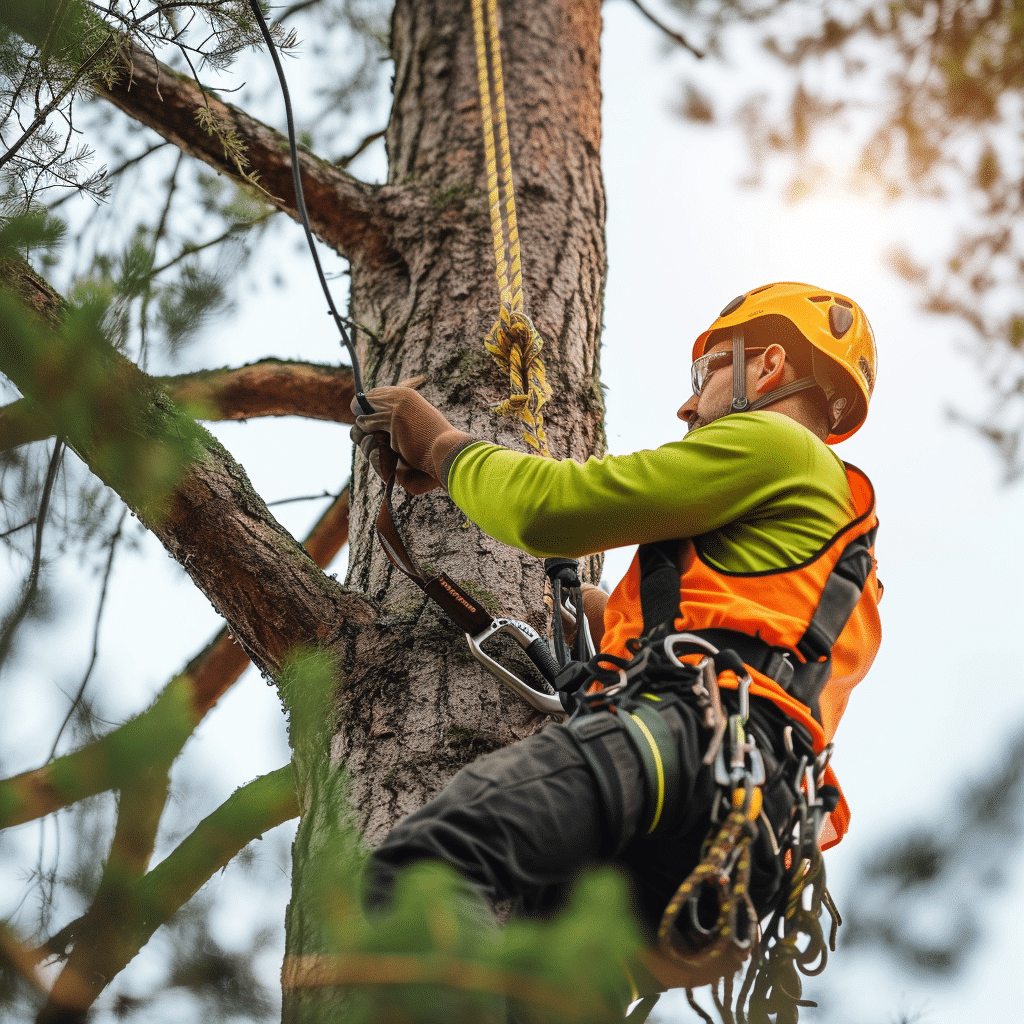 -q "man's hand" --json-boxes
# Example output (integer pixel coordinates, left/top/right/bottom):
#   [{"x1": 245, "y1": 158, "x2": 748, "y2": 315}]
[{"x1": 350, "y1": 387, "x2": 474, "y2": 495}]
